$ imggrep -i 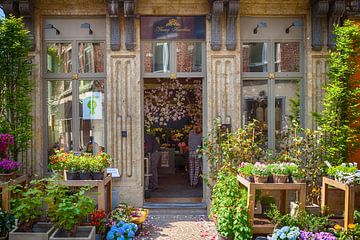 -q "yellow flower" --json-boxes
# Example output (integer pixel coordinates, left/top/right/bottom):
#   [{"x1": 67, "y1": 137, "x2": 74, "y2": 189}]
[
  {"x1": 334, "y1": 224, "x2": 342, "y2": 231},
  {"x1": 348, "y1": 224, "x2": 356, "y2": 229}
]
